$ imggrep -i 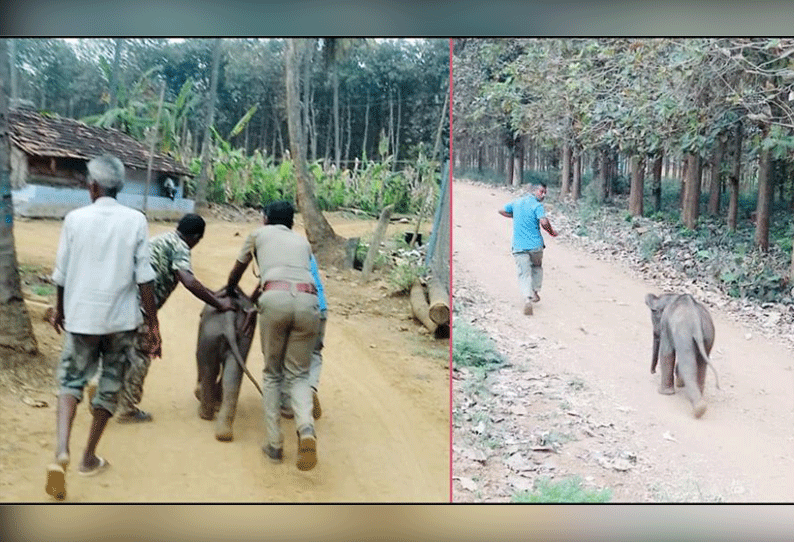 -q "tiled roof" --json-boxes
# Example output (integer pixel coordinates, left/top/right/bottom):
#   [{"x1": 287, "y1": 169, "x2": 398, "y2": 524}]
[{"x1": 8, "y1": 108, "x2": 192, "y2": 177}]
